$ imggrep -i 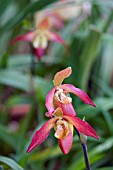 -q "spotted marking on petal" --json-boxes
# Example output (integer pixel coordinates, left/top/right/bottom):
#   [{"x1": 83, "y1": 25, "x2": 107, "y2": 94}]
[{"x1": 54, "y1": 119, "x2": 69, "y2": 139}]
